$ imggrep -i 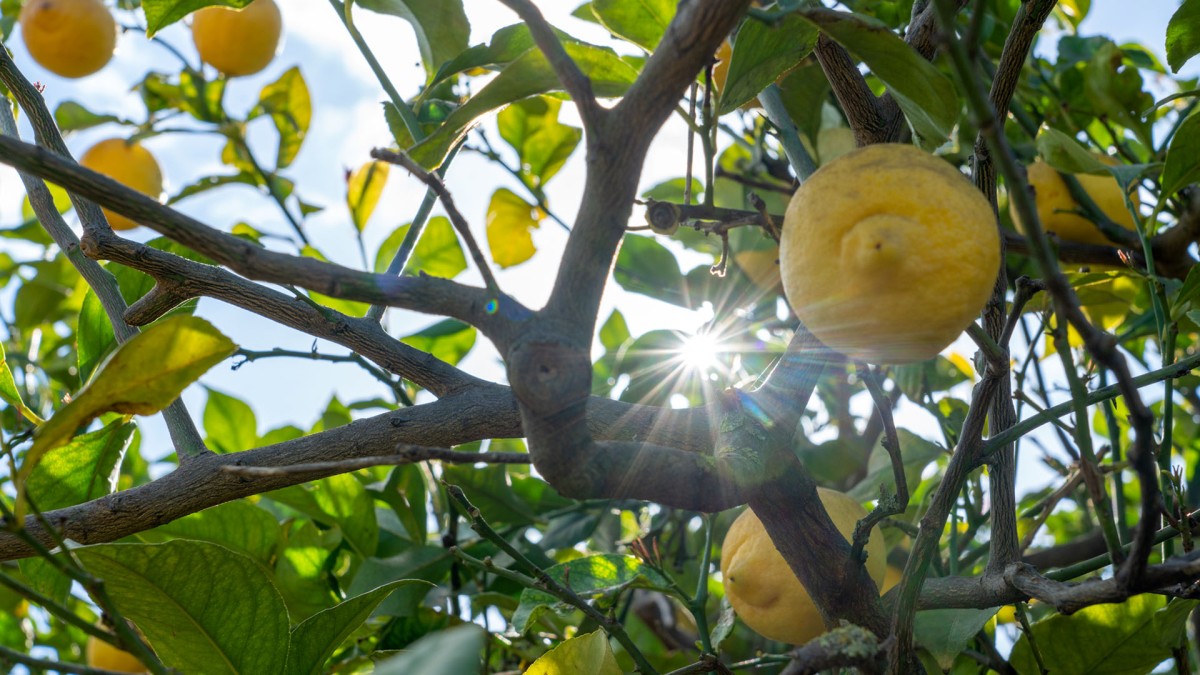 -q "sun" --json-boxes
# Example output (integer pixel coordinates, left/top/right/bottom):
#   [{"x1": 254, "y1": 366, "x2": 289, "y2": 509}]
[{"x1": 678, "y1": 331, "x2": 722, "y2": 373}]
